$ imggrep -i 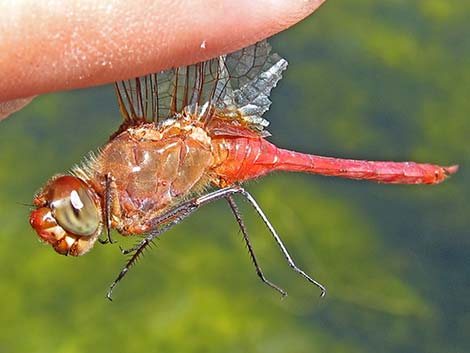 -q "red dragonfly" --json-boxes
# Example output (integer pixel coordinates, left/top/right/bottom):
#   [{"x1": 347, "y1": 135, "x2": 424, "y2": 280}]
[{"x1": 30, "y1": 41, "x2": 457, "y2": 299}]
